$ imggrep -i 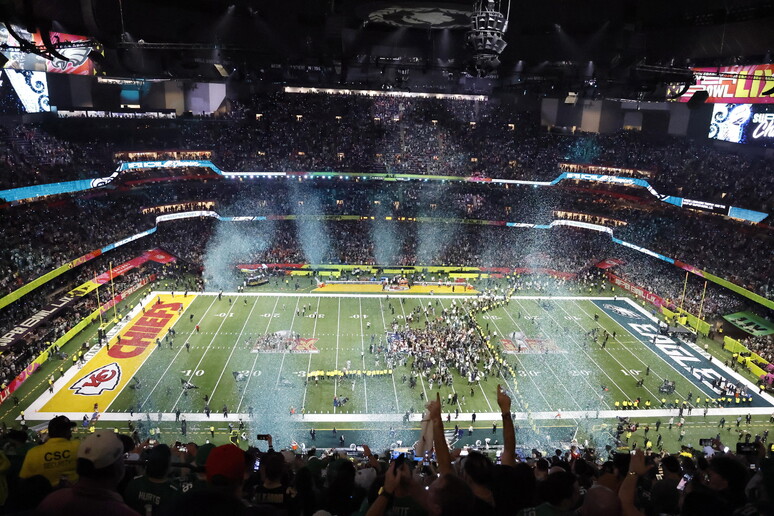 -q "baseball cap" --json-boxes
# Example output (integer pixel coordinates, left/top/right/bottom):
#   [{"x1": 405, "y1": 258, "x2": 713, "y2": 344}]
[
  {"x1": 48, "y1": 415, "x2": 76, "y2": 437},
  {"x1": 78, "y1": 431, "x2": 125, "y2": 469},
  {"x1": 205, "y1": 444, "x2": 246, "y2": 484}
]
